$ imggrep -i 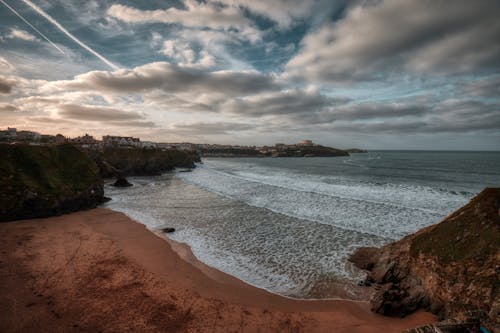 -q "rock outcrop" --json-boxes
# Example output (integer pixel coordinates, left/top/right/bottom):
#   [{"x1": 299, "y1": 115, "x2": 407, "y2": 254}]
[
  {"x1": 345, "y1": 148, "x2": 368, "y2": 153},
  {"x1": 350, "y1": 188, "x2": 500, "y2": 332},
  {"x1": 0, "y1": 144, "x2": 105, "y2": 221},
  {"x1": 113, "y1": 176, "x2": 133, "y2": 187},
  {"x1": 89, "y1": 148, "x2": 200, "y2": 177}
]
